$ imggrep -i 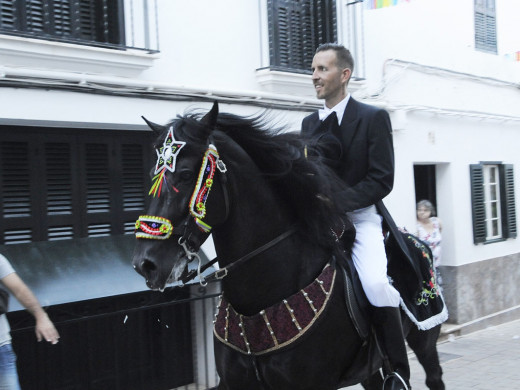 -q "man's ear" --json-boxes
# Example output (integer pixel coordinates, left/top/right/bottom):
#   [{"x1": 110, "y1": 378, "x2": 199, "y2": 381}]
[{"x1": 342, "y1": 68, "x2": 352, "y2": 85}]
